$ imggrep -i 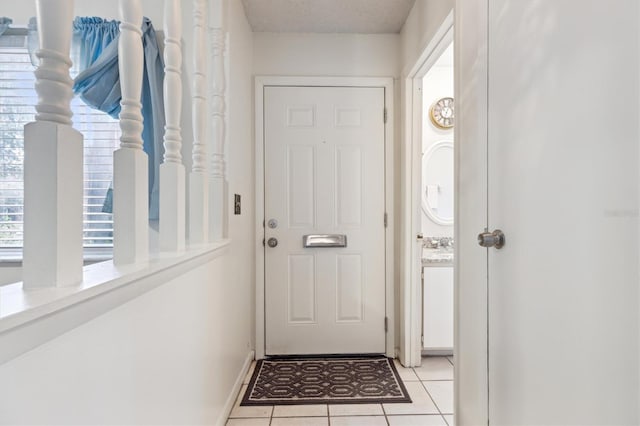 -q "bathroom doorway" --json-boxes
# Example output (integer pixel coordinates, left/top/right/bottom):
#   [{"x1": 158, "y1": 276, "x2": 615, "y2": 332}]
[
  {"x1": 419, "y1": 43, "x2": 454, "y2": 357},
  {"x1": 400, "y1": 11, "x2": 459, "y2": 421},
  {"x1": 400, "y1": 12, "x2": 453, "y2": 368}
]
